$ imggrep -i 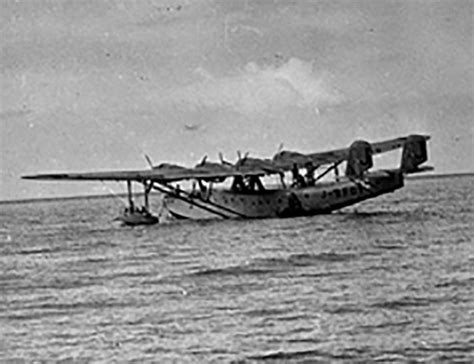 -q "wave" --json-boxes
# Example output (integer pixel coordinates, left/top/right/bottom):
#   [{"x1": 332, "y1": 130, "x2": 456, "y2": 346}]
[
  {"x1": 358, "y1": 320, "x2": 413, "y2": 330},
  {"x1": 371, "y1": 295, "x2": 449, "y2": 310},
  {"x1": 191, "y1": 265, "x2": 274, "y2": 277},
  {"x1": 325, "y1": 304, "x2": 364, "y2": 314},
  {"x1": 190, "y1": 252, "x2": 357, "y2": 278},
  {"x1": 15, "y1": 246, "x2": 63, "y2": 255},
  {"x1": 246, "y1": 348, "x2": 358, "y2": 362},
  {"x1": 435, "y1": 276, "x2": 474, "y2": 288}
]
